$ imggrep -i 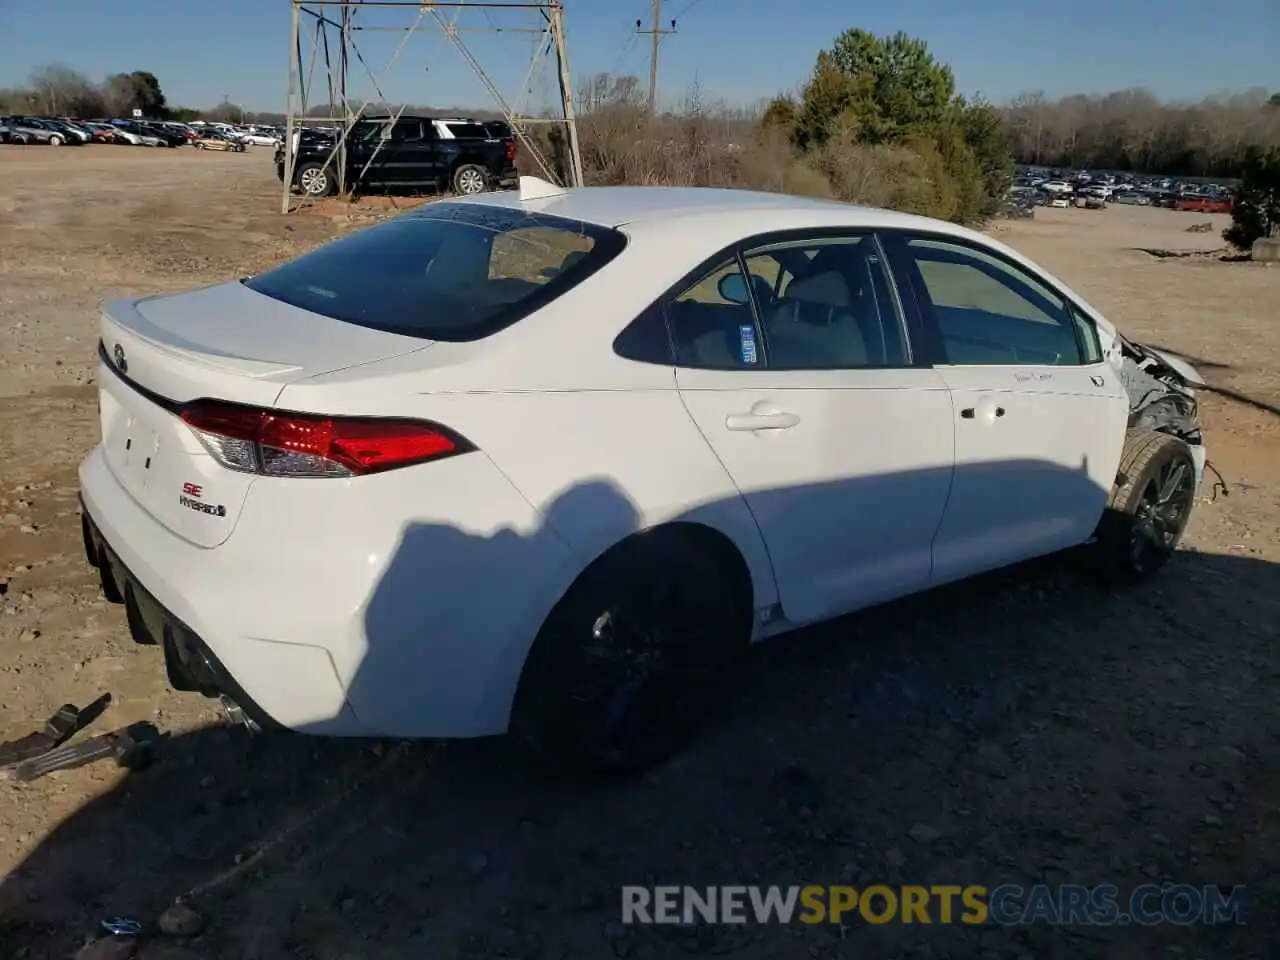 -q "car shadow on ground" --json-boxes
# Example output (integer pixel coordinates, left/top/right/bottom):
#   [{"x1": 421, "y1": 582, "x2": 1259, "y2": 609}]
[{"x1": 2, "y1": 470, "x2": 1276, "y2": 959}]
